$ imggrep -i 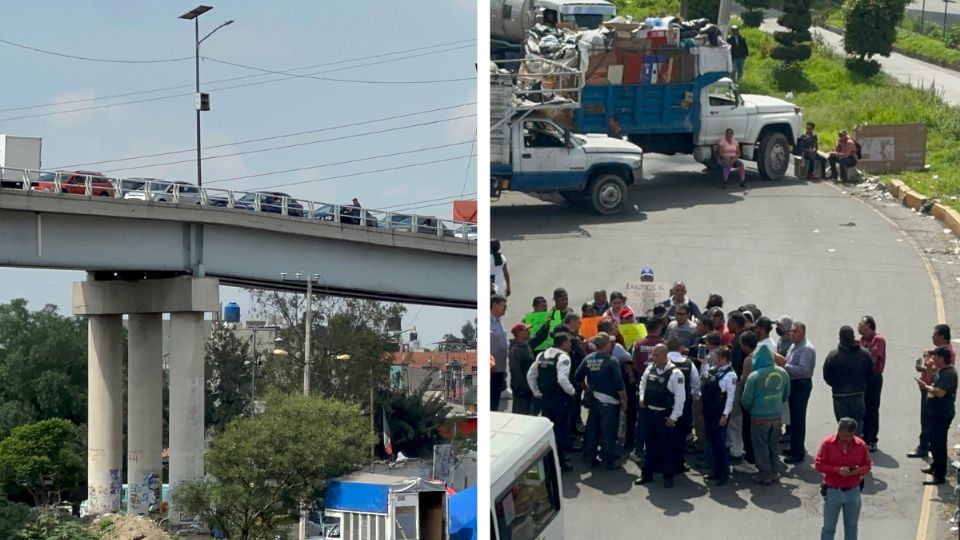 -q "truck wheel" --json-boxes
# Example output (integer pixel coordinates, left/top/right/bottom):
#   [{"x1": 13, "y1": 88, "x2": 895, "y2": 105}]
[
  {"x1": 589, "y1": 173, "x2": 628, "y2": 215},
  {"x1": 757, "y1": 132, "x2": 791, "y2": 181}
]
